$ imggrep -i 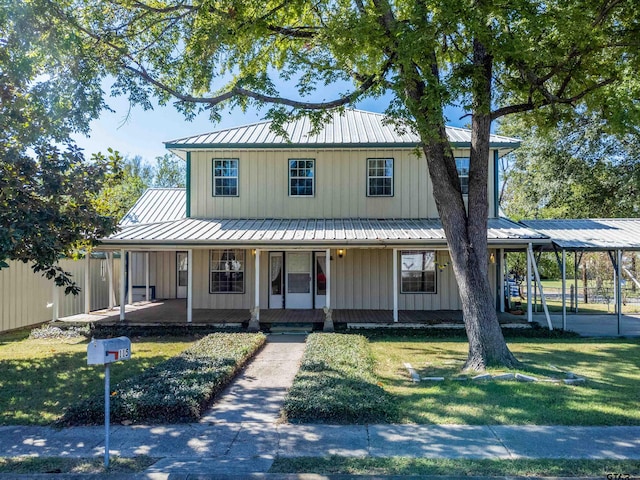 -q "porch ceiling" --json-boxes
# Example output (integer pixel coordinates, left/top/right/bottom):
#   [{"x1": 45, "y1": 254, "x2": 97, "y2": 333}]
[{"x1": 102, "y1": 217, "x2": 548, "y2": 248}]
